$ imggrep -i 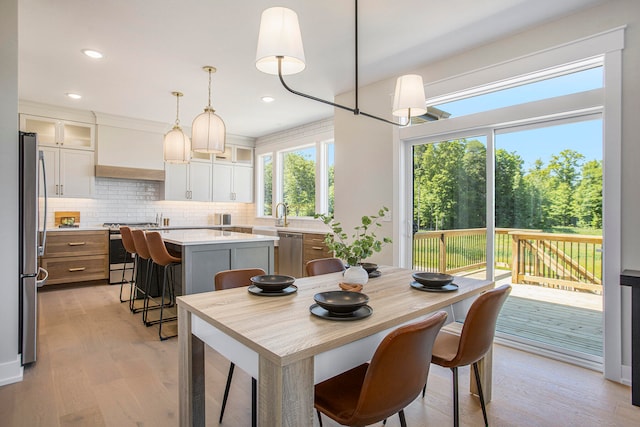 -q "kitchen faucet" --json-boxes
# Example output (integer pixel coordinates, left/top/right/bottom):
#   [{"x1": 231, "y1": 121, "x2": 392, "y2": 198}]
[{"x1": 275, "y1": 202, "x2": 289, "y2": 227}]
